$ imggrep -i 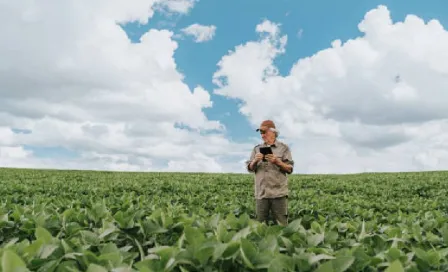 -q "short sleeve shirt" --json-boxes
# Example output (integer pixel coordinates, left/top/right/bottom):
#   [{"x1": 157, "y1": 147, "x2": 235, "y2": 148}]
[{"x1": 245, "y1": 140, "x2": 294, "y2": 199}]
